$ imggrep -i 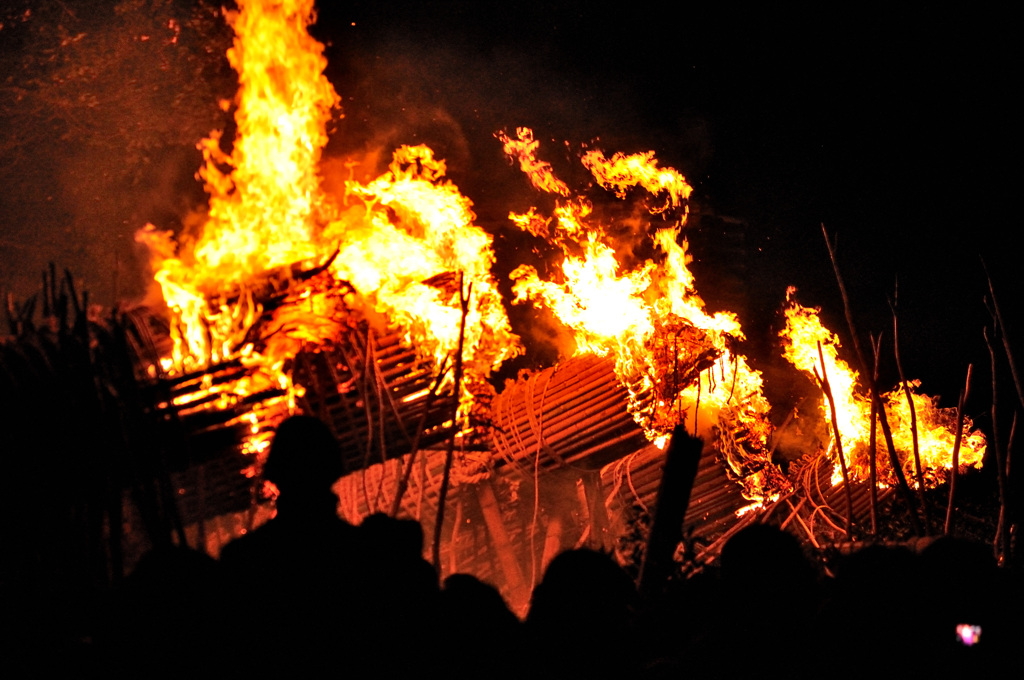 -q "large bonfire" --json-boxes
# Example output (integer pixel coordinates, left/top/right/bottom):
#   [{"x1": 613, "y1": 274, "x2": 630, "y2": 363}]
[
  {"x1": 138, "y1": 0, "x2": 520, "y2": 460},
  {"x1": 137, "y1": 0, "x2": 983, "y2": 519}
]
